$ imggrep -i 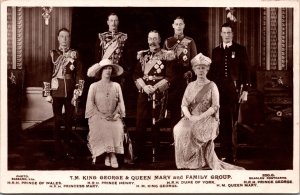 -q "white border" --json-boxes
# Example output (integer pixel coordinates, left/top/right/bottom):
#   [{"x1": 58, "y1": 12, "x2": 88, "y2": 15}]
[{"x1": 1, "y1": 0, "x2": 299, "y2": 193}]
